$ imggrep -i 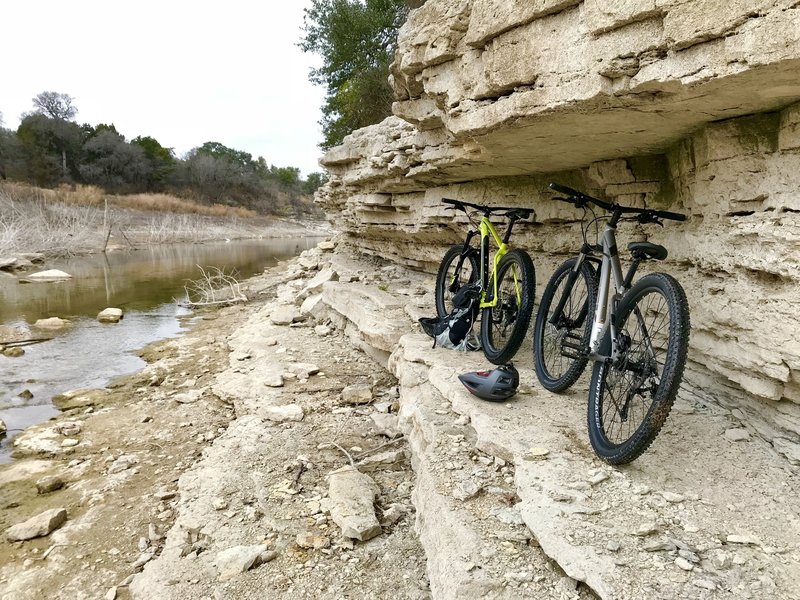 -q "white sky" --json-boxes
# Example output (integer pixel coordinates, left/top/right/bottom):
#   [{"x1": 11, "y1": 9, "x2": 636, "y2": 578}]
[{"x1": 0, "y1": 1, "x2": 326, "y2": 176}]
